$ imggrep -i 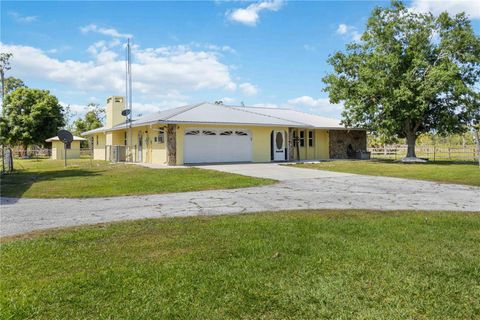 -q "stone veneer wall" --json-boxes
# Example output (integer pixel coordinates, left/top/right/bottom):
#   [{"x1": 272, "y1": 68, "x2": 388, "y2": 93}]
[
  {"x1": 166, "y1": 124, "x2": 176, "y2": 165},
  {"x1": 329, "y1": 130, "x2": 367, "y2": 159}
]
